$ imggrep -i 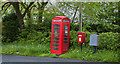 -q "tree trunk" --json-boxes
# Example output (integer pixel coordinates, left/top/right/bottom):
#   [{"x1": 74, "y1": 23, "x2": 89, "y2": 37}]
[
  {"x1": 38, "y1": 7, "x2": 44, "y2": 23},
  {"x1": 11, "y1": 2, "x2": 24, "y2": 29},
  {"x1": 27, "y1": 10, "x2": 31, "y2": 18},
  {"x1": 27, "y1": 10, "x2": 32, "y2": 27},
  {"x1": 79, "y1": 2, "x2": 82, "y2": 31},
  {"x1": 27, "y1": 9, "x2": 32, "y2": 27},
  {"x1": 11, "y1": 2, "x2": 34, "y2": 29},
  {"x1": 72, "y1": 6, "x2": 78, "y2": 23}
]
